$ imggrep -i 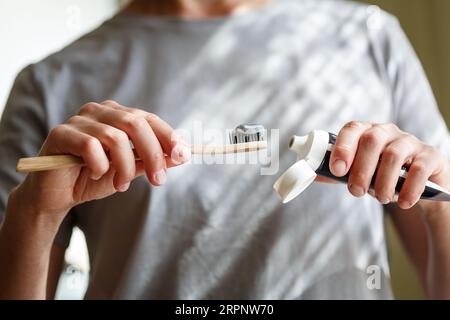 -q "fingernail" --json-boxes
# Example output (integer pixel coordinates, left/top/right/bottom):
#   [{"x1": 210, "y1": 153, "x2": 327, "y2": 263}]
[
  {"x1": 332, "y1": 160, "x2": 347, "y2": 176},
  {"x1": 398, "y1": 200, "x2": 411, "y2": 209},
  {"x1": 154, "y1": 169, "x2": 167, "y2": 185},
  {"x1": 350, "y1": 184, "x2": 366, "y2": 197},
  {"x1": 117, "y1": 182, "x2": 130, "y2": 192},
  {"x1": 91, "y1": 174, "x2": 102, "y2": 181},
  {"x1": 172, "y1": 132, "x2": 187, "y2": 144},
  {"x1": 378, "y1": 197, "x2": 391, "y2": 205},
  {"x1": 172, "y1": 144, "x2": 192, "y2": 164},
  {"x1": 88, "y1": 168, "x2": 102, "y2": 181}
]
